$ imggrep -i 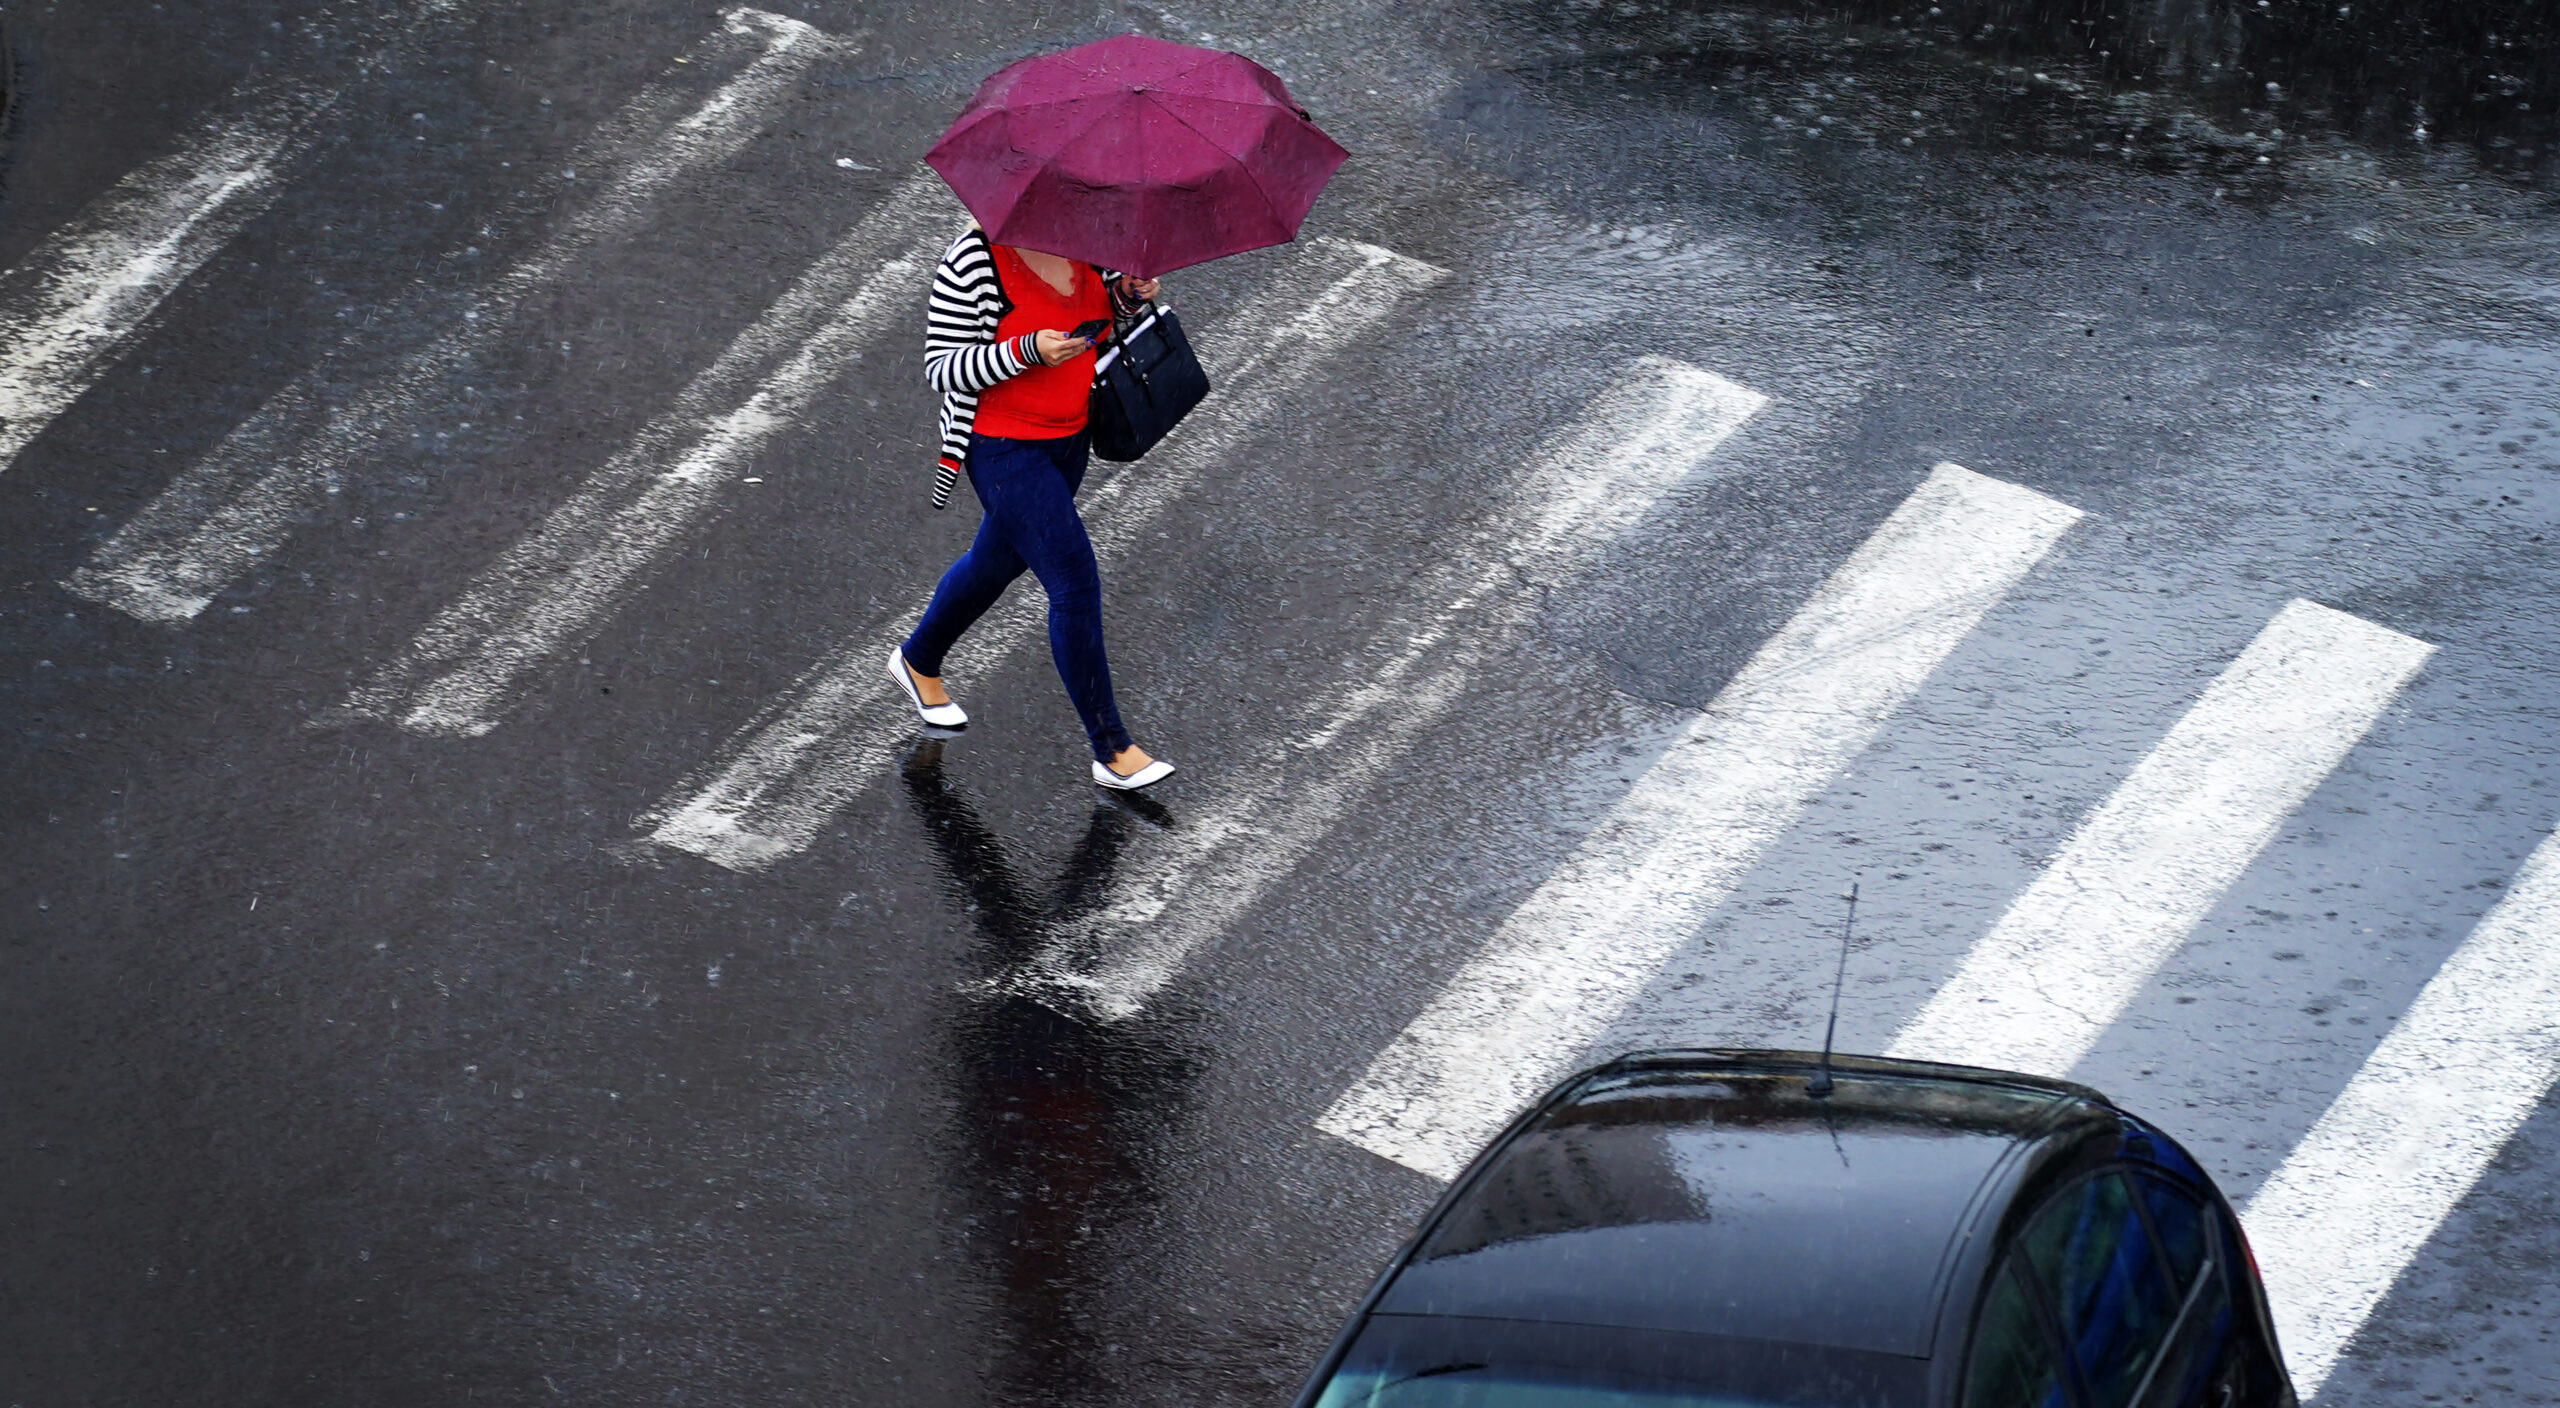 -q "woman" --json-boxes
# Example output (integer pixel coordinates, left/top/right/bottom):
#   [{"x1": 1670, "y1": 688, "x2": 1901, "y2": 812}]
[{"x1": 886, "y1": 223, "x2": 1175, "y2": 791}]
